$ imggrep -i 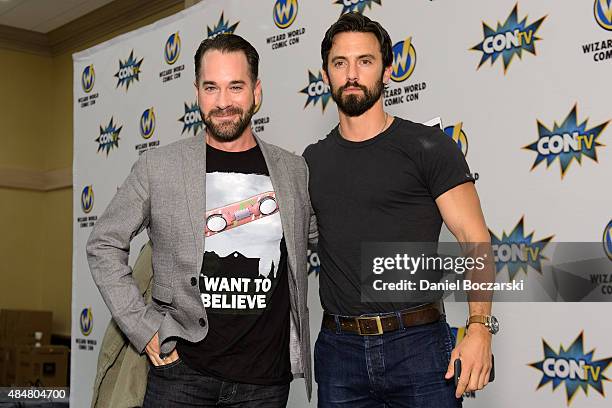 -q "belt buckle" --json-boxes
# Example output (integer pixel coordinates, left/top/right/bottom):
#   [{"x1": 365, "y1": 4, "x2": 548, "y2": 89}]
[{"x1": 356, "y1": 316, "x2": 383, "y2": 336}]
